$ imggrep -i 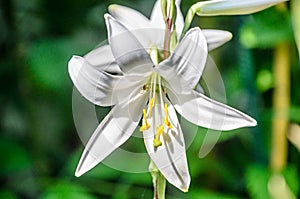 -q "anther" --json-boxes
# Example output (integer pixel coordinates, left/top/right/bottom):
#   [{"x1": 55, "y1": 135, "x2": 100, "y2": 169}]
[
  {"x1": 140, "y1": 109, "x2": 150, "y2": 132},
  {"x1": 153, "y1": 125, "x2": 164, "y2": 147},
  {"x1": 142, "y1": 84, "x2": 149, "y2": 91},
  {"x1": 149, "y1": 98, "x2": 155, "y2": 117},
  {"x1": 163, "y1": 103, "x2": 172, "y2": 129}
]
